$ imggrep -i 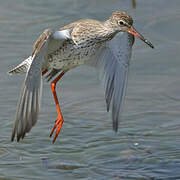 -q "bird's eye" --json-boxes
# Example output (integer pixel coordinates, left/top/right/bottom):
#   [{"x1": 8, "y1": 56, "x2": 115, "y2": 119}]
[{"x1": 118, "y1": 20, "x2": 125, "y2": 25}]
